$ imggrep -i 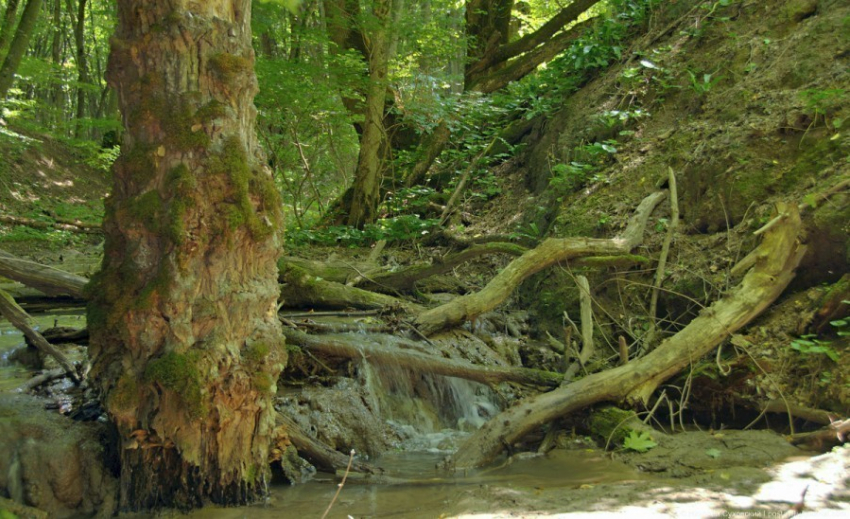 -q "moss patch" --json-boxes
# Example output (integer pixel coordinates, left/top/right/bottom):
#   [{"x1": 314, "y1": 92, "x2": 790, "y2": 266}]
[
  {"x1": 144, "y1": 351, "x2": 206, "y2": 418},
  {"x1": 209, "y1": 53, "x2": 252, "y2": 84}
]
